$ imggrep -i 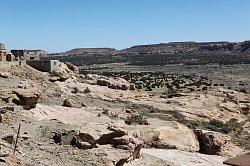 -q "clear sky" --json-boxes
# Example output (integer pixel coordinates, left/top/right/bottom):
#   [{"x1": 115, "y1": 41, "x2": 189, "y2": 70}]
[{"x1": 1, "y1": 0, "x2": 250, "y2": 52}]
